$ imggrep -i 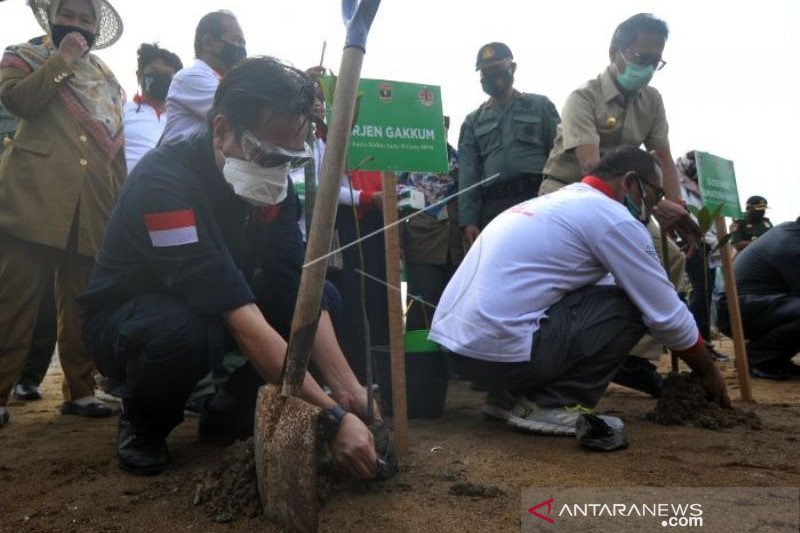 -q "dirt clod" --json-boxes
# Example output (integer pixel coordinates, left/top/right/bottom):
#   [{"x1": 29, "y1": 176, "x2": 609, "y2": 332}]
[
  {"x1": 194, "y1": 439, "x2": 261, "y2": 522},
  {"x1": 648, "y1": 372, "x2": 761, "y2": 429},
  {"x1": 449, "y1": 482, "x2": 505, "y2": 498}
]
